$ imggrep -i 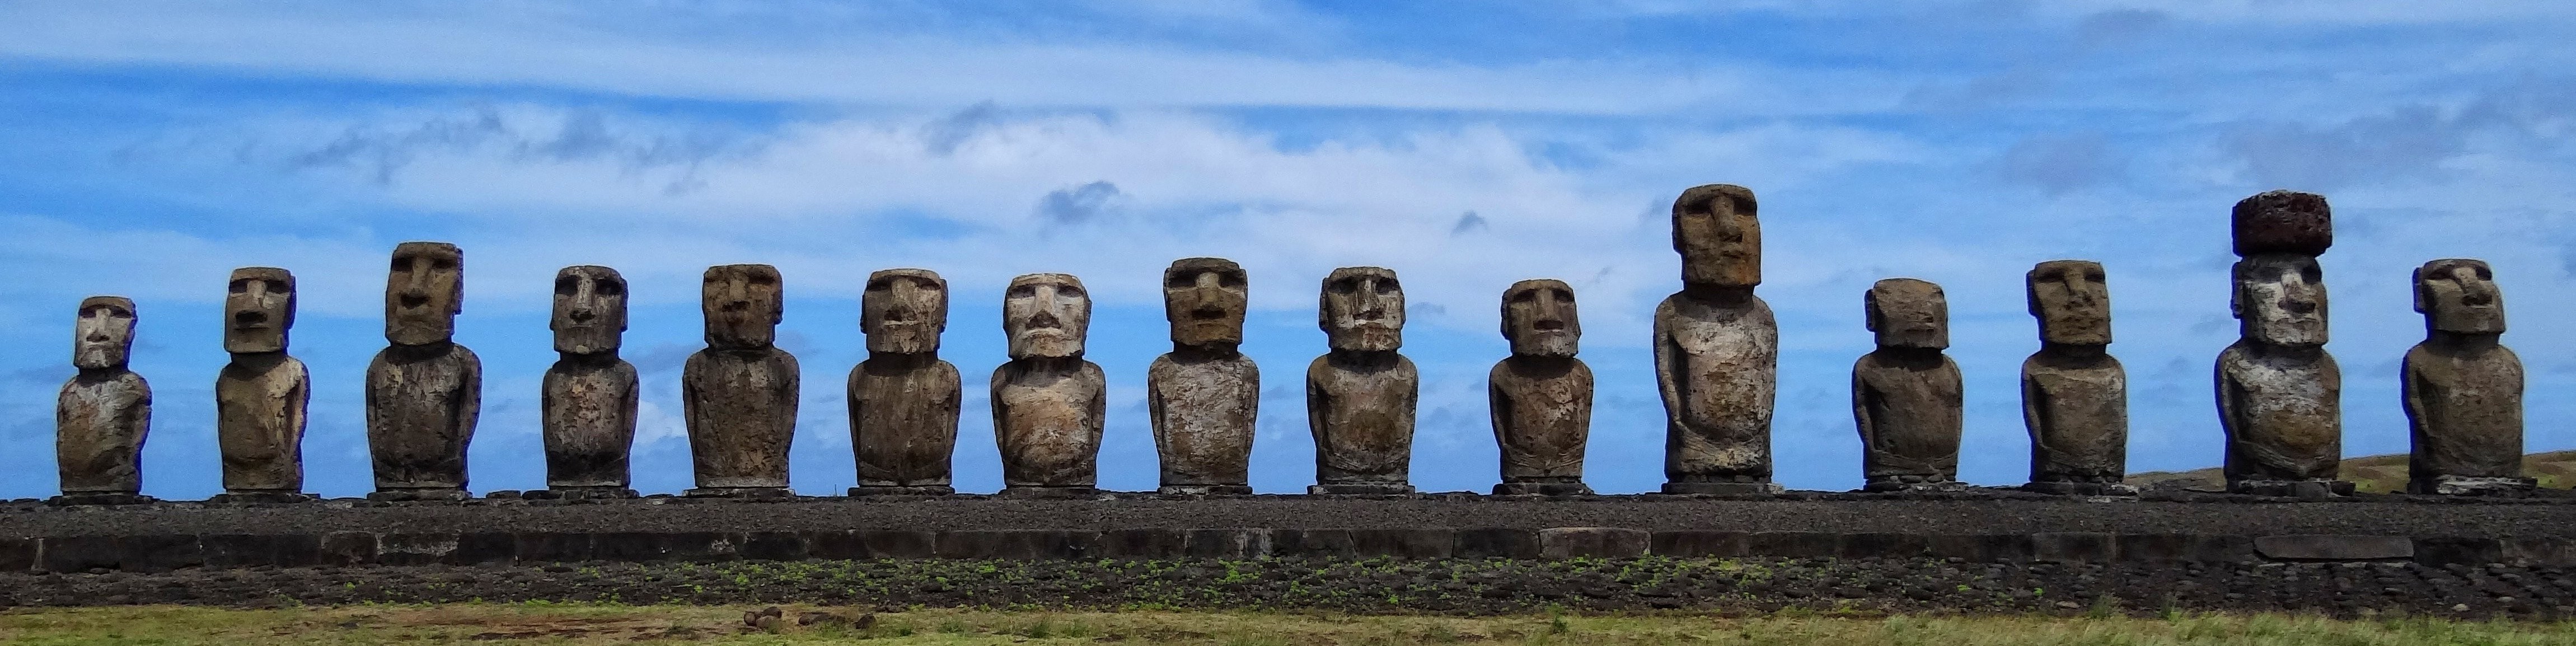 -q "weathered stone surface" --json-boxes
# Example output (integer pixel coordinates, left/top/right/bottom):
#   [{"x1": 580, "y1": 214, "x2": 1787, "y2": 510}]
[
  {"x1": 850, "y1": 269, "x2": 962, "y2": 495},
  {"x1": 367, "y1": 243, "x2": 478, "y2": 500},
  {"x1": 1856, "y1": 279, "x2": 1963, "y2": 491},
  {"x1": 1149, "y1": 258, "x2": 1258, "y2": 495},
  {"x1": 2253, "y1": 535, "x2": 2411, "y2": 561},
  {"x1": 58, "y1": 296, "x2": 150, "y2": 499},
  {"x1": 2021, "y1": 260, "x2": 2129, "y2": 491},
  {"x1": 217, "y1": 268, "x2": 310, "y2": 497},
  {"x1": 1657, "y1": 184, "x2": 1781, "y2": 494},
  {"x1": 993, "y1": 273, "x2": 1105, "y2": 494},
  {"x1": 2404, "y1": 258, "x2": 2528, "y2": 495},
  {"x1": 1538, "y1": 527, "x2": 1647, "y2": 559},
  {"x1": 544, "y1": 265, "x2": 637, "y2": 493},
  {"x1": 2231, "y1": 190, "x2": 2333, "y2": 257},
  {"x1": 1309, "y1": 266, "x2": 1417, "y2": 495},
  {"x1": 683, "y1": 264, "x2": 797, "y2": 495},
  {"x1": 1491, "y1": 279, "x2": 1593, "y2": 496},
  {"x1": 2219, "y1": 208, "x2": 2341, "y2": 493}
]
